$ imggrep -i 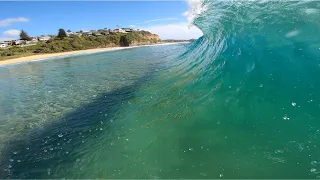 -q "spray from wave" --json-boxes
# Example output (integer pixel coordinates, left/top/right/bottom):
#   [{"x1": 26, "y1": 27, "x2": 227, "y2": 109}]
[{"x1": 180, "y1": 0, "x2": 320, "y2": 84}]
